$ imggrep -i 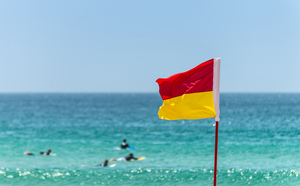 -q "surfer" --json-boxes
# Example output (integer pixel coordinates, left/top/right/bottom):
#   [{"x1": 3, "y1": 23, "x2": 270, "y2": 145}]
[
  {"x1": 120, "y1": 139, "x2": 130, "y2": 149},
  {"x1": 125, "y1": 153, "x2": 138, "y2": 161},
  {"x1": 40, "y1": 149, "x2": 51, "y2": 155},
  {"x1": 101, "y1": 159, "x2": 109, "y2": 167},
  {"x1": 110, "y1": 153, "x2": 138, "y2": 162},
  {"x1": 97, "y1": 159, "x2": 109, "y2": 167}
]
